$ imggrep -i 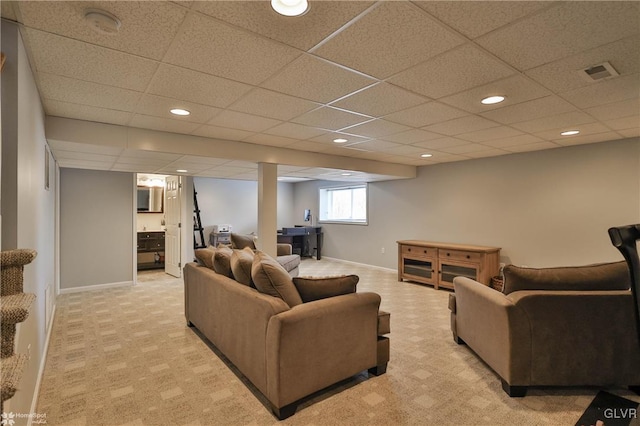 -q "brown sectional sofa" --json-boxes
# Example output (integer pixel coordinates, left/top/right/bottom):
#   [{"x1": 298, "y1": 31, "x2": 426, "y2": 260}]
[
  {"x1": 449, "y1": 261, "x2": 640, "y2": 397},
  {"x1": 185, "y1": 249, "x2": 390, "y2": 419}
]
